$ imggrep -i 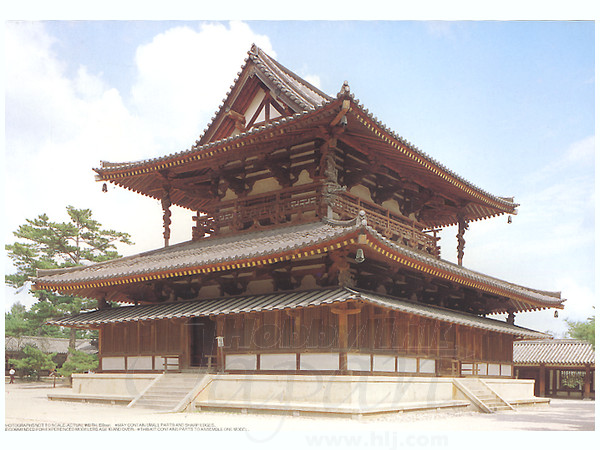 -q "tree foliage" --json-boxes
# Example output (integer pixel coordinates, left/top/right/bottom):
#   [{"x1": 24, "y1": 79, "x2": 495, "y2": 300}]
[
  {"x1": 566, "y1": 315, "x2": 595, "y2": 348},
  {"x1": 5, "y1": 206, "x2": 132, "y2": 345},
  {"x1": 8, "y1": 345, "x2": 57, "y2": 381},
  {"x1": 5, "y1": 206, "x2": 132, "y2": 287},
  {"x1": 58, "y1": 349, "x2": 99, "y2": 377}
]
